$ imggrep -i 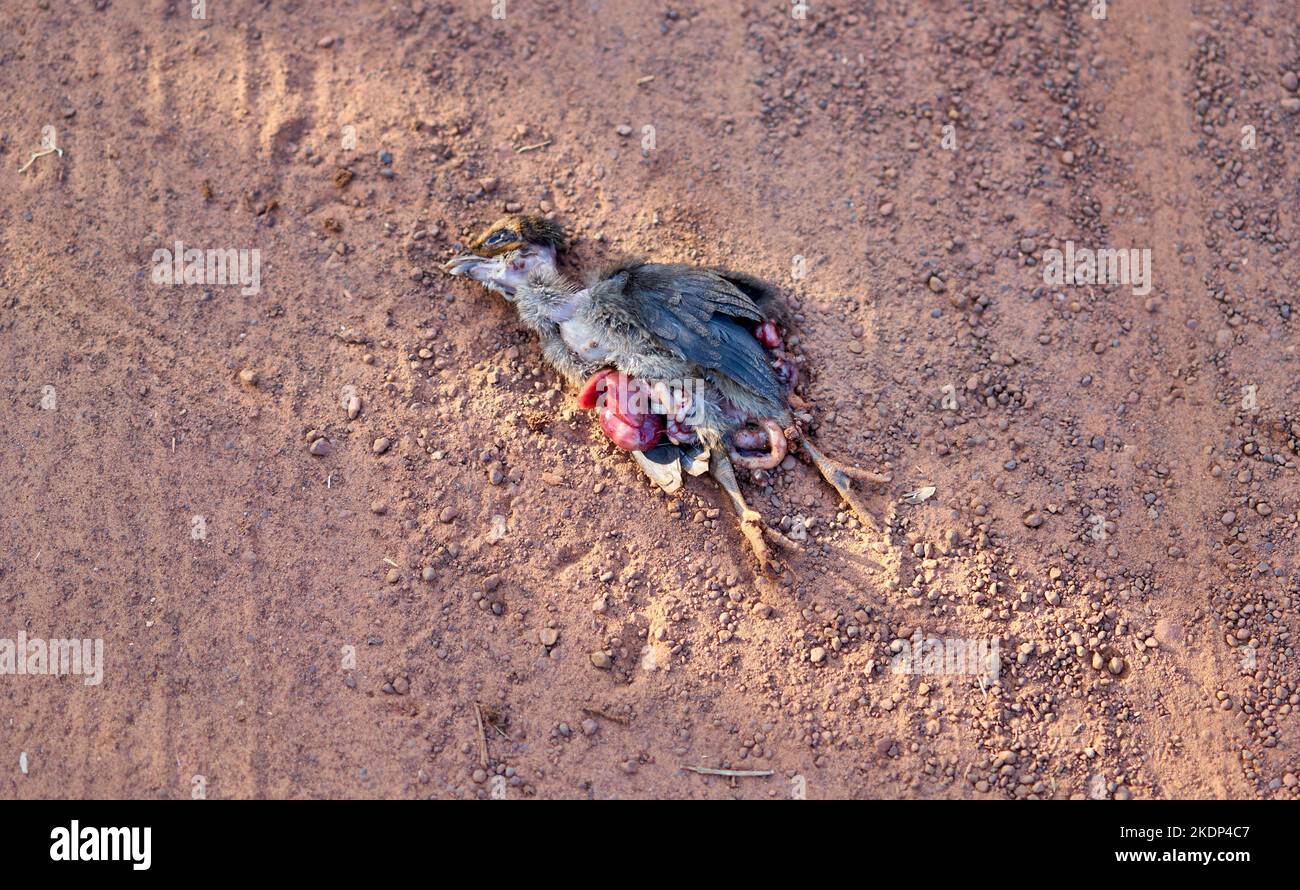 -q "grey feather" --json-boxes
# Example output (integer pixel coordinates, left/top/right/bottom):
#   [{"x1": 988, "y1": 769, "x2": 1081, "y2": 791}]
[{"x1": 594, "y1": 262, "x2": 782, "y2": 406}]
